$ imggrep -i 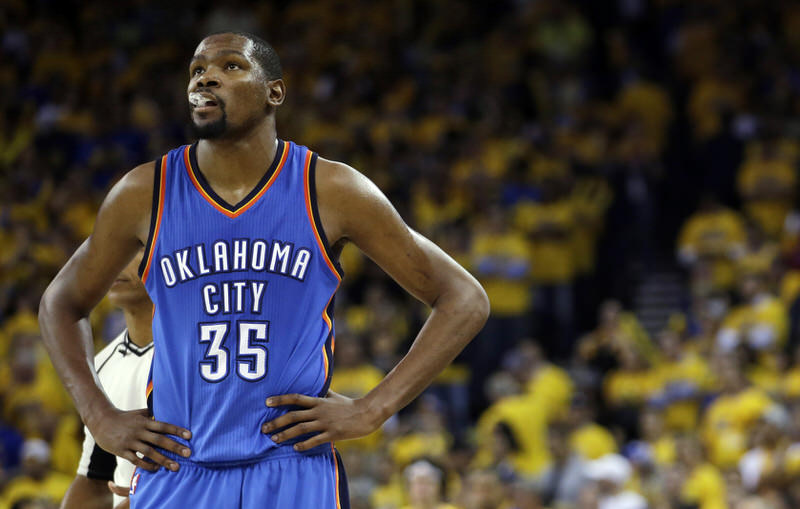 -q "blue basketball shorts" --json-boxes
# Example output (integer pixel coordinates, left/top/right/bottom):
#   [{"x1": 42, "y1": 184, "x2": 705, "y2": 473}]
[{"x1": 129, "y1": 444, "x2": 349, "y2": 509}]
